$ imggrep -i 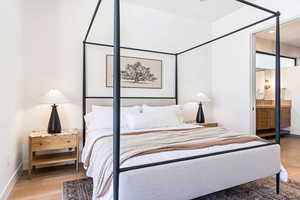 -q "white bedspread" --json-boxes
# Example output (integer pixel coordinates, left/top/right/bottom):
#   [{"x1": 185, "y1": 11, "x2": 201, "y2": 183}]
[{"x1": 82, "y1": 126, "x2": 284, "y2": 200}]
